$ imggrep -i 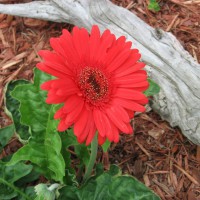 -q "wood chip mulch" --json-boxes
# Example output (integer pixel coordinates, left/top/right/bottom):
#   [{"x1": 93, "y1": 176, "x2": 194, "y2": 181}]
[
  {"x1": 0, "y1": 0, "x2": 200, "y2": 199},
  {"x1": 103, "y1": 112, "x2": 200, "y2": 200}
]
